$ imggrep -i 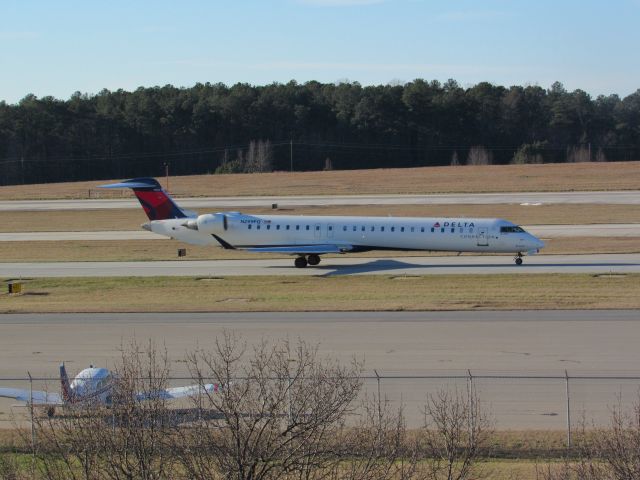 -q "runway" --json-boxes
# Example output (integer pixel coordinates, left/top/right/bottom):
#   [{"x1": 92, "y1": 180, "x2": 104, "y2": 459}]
[
  {"x1": 1, "y1": 223, "x2": 638, "y2": 241},
  {"x1": 1, "y1": 253, "x2": 638, "y2": 277},
  {"x1": 1, "y1": 310, "x2": 639, "y2": 429},
  {"x1": 1, "y1": 190, "x2": 639, "y2": 211}
]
